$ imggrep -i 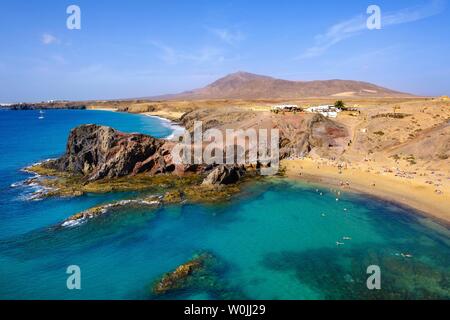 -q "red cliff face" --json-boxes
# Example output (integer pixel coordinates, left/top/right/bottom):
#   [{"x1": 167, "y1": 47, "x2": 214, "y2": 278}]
[{"x1": 275, "y1": 113, "x2": 350, "y2": 159}]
